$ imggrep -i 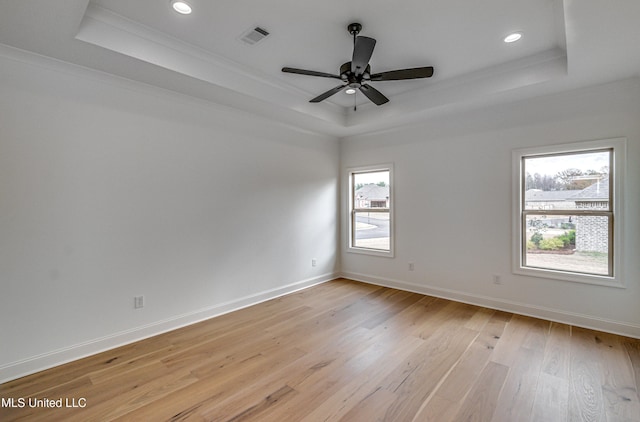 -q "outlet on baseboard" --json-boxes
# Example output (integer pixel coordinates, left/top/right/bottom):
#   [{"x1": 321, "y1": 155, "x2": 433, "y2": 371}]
[
  {"x1": 134, "y1": 296, "x2": 144, "y2": 309},
  {"x1": 408, "y1": 262, "x2": 415, "y2": 271},
  {"x1": 311, "y1": 258, "x2": 317, "y2": 267},
  {"x1": 492, "y1": 275, "x2": 502, "y2": 285}
]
